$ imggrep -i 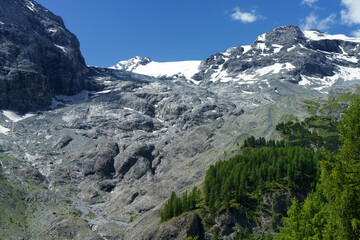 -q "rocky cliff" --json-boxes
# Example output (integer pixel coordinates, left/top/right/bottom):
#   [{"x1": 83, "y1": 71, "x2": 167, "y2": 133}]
[{"x1": 0, "y1": 0, "x2": 95, "y2": 113}]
